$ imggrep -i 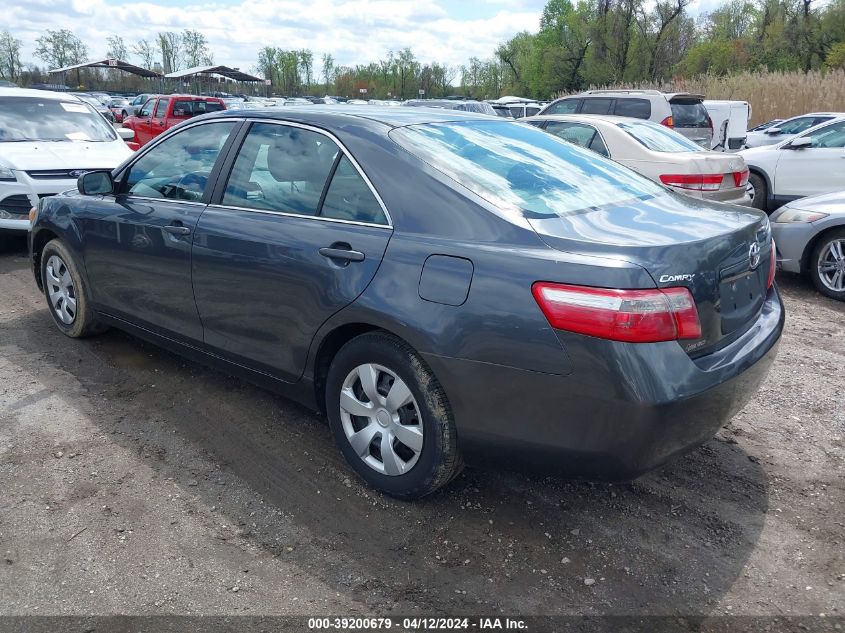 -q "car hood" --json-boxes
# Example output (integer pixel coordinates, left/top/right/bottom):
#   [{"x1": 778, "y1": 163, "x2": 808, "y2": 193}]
[
  {"x1": 0, "y1": 140, "x2": 132, "y2": 171},
  {"x1": 782, "y1": 190, "x2": 845, "y2": 214}
]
